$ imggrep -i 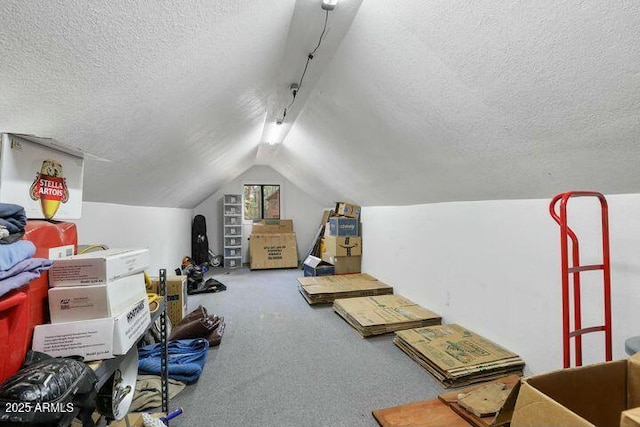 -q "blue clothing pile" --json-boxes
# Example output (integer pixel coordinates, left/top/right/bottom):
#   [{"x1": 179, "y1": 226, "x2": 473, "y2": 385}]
[
  {"x1": 0, "y1": 204, "x2": 53, "y2": 298},
  {"x1": 138, "y1": 339, "x2": 209, "y2": 384},
  {"x1": 0, "y1": 203, "x2": 27, "y2": 244}
]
